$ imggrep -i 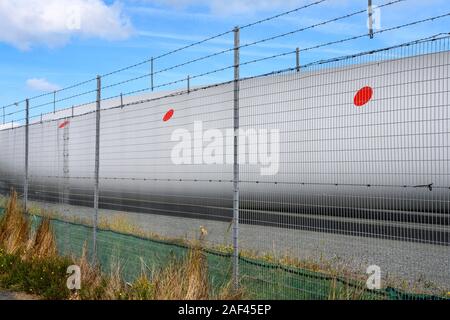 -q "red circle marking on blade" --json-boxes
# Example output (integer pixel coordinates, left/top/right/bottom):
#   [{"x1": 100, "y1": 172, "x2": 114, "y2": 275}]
[
  {"x1": 163, "y1": 109, "x2": 174, "y2": 122},
  {"x1": 354, "y1": 86, "x2": 373, "y2": 107},
  {"x1": 58, "y1": 120, "x2": 70, "y2": 129}
]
